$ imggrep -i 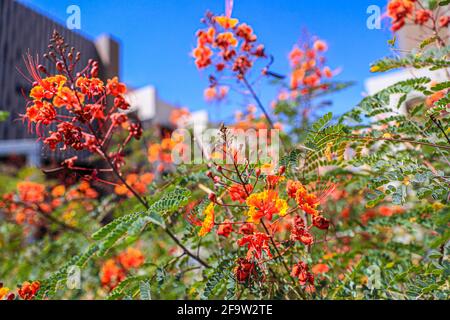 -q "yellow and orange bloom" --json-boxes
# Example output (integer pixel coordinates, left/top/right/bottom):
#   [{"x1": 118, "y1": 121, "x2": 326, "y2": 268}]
[
  {"x1": 246, "y1": 190, "x2": 288, "y2": 222},
  {"x1": 198, "y1": 203, "x2": 215, "y2": 237}
]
